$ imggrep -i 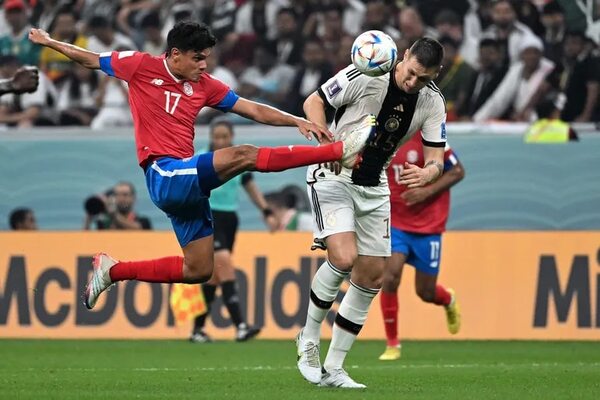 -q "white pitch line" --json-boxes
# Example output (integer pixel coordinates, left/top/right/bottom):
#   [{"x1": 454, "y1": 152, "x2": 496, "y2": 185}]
[{"x1": 12, "y1": 362, "x2": 600, "y2": 373}]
